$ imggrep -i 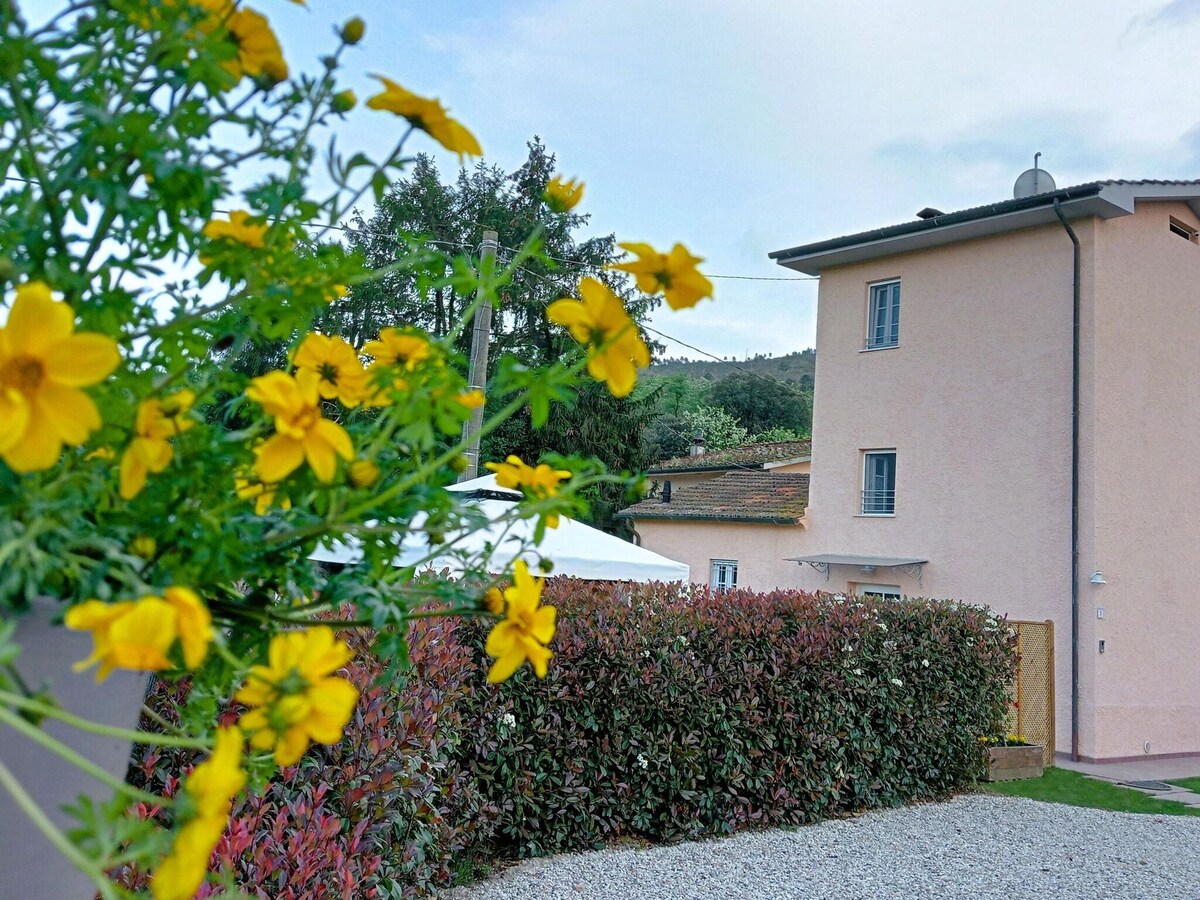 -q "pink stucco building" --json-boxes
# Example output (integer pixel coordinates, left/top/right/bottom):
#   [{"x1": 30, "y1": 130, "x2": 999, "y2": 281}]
[{"x1": 628, "y1": 177, "x2": 1200, "y2": 764}]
